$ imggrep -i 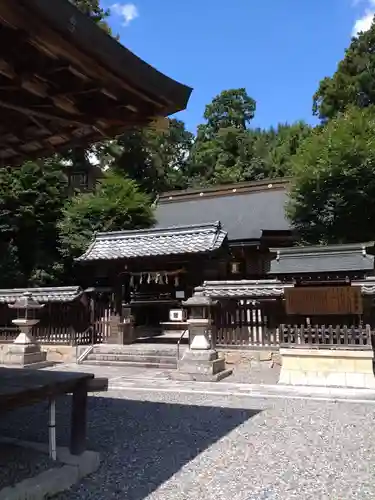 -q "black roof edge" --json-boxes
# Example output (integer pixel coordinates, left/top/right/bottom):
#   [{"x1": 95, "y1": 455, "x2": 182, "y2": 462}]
[
  {"x1": 229, "y1": 239, "x2": 260, "y2": 248},
  {"x1": 21, "y1": 0, "x2": 193, "y2": 115},
  {"x1": 159, "y1": 177, "x2": 292, "y2": 202},
  {"x1": 95, "y1": 221, "x2": 222, "y2": 239},
  {"x1": 270, "y1": 242, "x2": 375, "y2": 256}
]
